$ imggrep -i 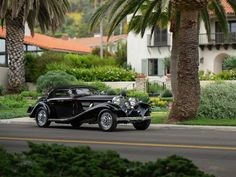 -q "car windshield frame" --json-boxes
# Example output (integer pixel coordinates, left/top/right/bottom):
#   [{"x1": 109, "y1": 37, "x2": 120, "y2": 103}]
[{"x1": 72, "y1": 87, "x2": 99, "y2": 97}]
